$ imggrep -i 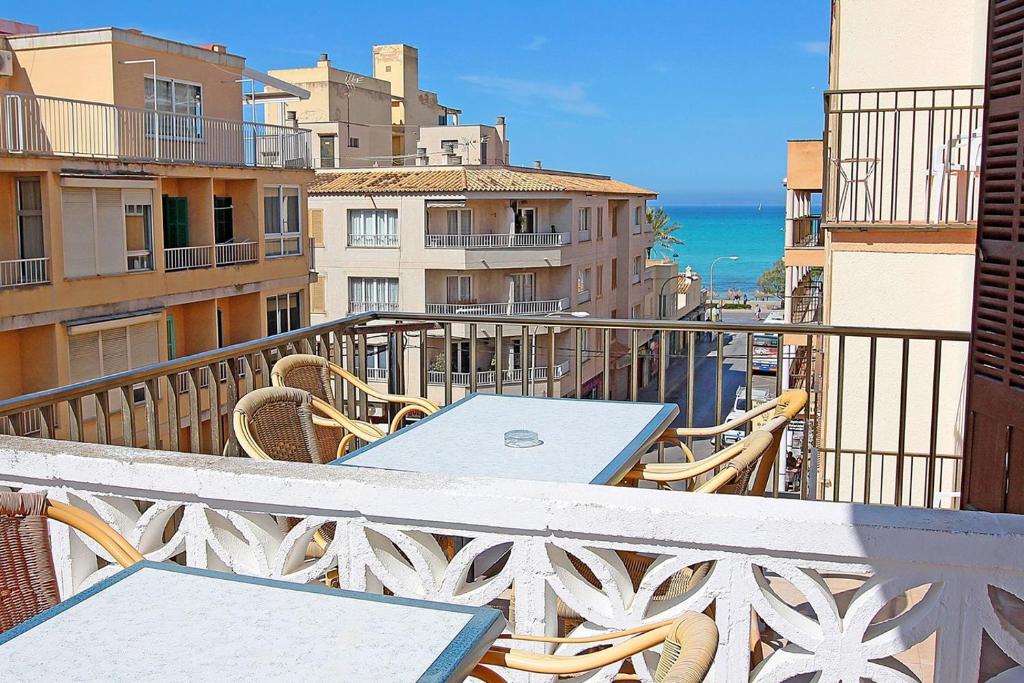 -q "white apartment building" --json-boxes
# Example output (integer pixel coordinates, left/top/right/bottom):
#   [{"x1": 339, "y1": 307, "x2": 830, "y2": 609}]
[
  {"x1": 415, "y1": 119, "x2": 509, "y2": 166},
  {"x1": 307, "y1": 166, "x2": 656, "y2": 403},
  {"x1": 790, "y1": 0, "x2": 986, "y2": 505}
]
